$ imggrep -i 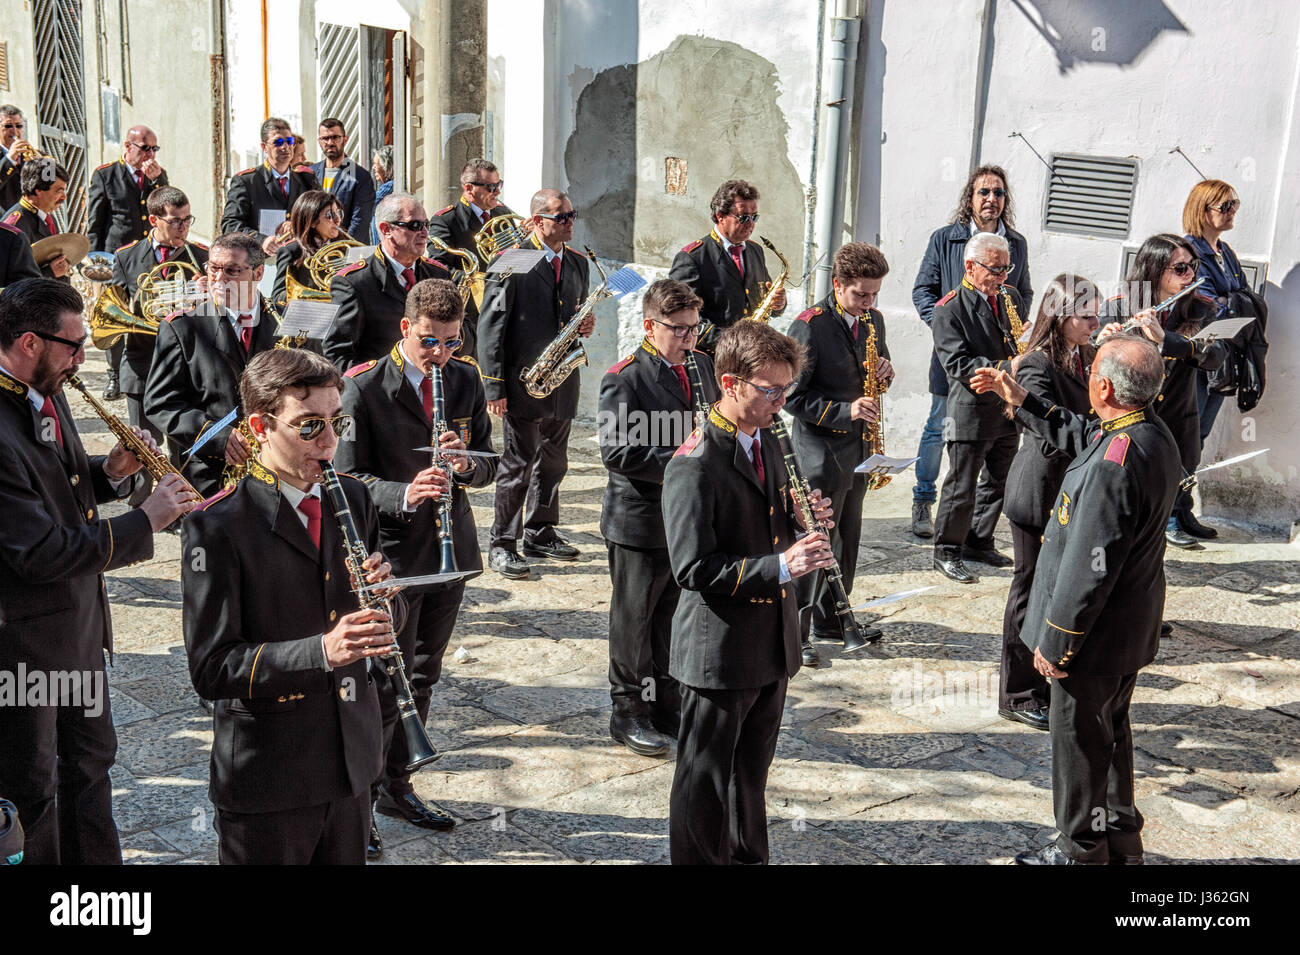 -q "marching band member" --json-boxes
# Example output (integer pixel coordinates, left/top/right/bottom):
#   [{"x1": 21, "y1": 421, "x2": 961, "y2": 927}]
[
  {"x1": 271, "y1": 189, "x2": 346, "y2": 307},
  {"x1": 2, "y1": 157, "x2": 71, "y2": 282},
  {"x1": 220, "y1": 119, "x2": 318, "y2": 256},
  {"x1": 428, "y1": 158, "x2": 516, "y2": 268}
]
